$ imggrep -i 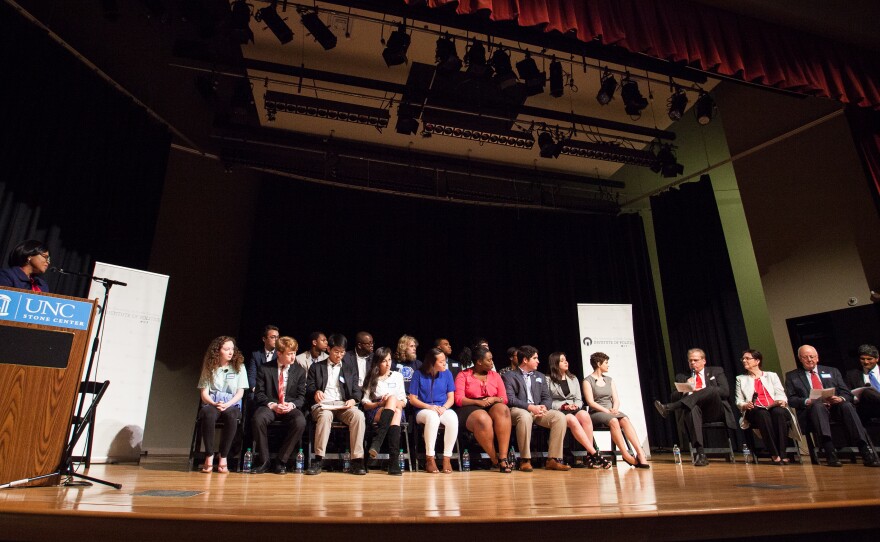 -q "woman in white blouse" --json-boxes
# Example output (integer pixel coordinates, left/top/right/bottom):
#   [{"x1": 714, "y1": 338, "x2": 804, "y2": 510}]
[
  {"x1": 735, "y1": 349, "x2": 794, "y2": 465},
  {"x1": 362, "y1": 346, "x2": 407, "y2": 475}
]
